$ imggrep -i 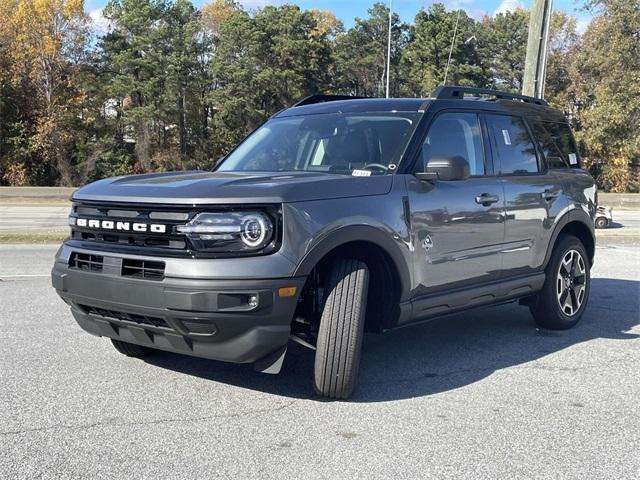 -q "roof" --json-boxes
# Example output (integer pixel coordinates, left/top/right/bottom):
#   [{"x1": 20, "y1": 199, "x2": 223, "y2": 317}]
[
  {"x1": 275, "y1": 98, "x2": 427, "y2": 117},
  {"x1": 275, "y1": 87, "x2": 567, "y2": 123}
]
